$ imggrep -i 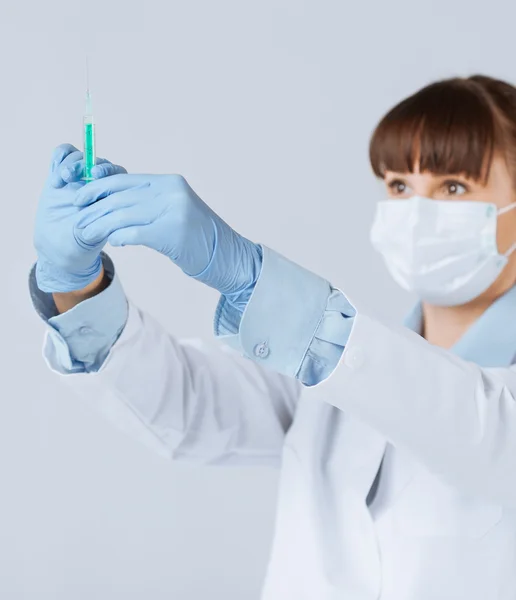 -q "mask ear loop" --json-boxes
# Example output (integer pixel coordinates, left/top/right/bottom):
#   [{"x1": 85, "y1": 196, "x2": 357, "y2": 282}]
[
  {"x1": 498, "y1": 202, "x2": 516, "y2": 216},
  {"x1": 498, "y1": 203, "x2": 516, "y2": 257},
  {"x1": 504, "y1": 241, "x2": 516, "y2": 258}
]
